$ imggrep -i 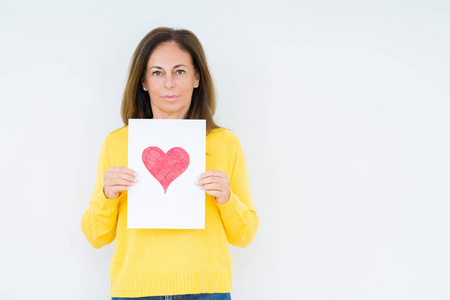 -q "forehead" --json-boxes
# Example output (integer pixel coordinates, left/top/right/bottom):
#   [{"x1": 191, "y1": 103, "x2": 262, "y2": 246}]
[{"x1": 147, "y1": 41, "x2": 193, "y2": 67}]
